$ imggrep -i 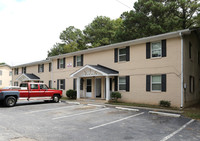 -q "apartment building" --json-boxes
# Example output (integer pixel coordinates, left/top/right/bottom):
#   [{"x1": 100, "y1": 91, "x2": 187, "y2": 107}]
[
  {"x1": 12, "y1": 28, "x2": 200, "y2": 107},
  {"x1": 0, "y1": 64, "x2": 12, "y2": 89}
]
